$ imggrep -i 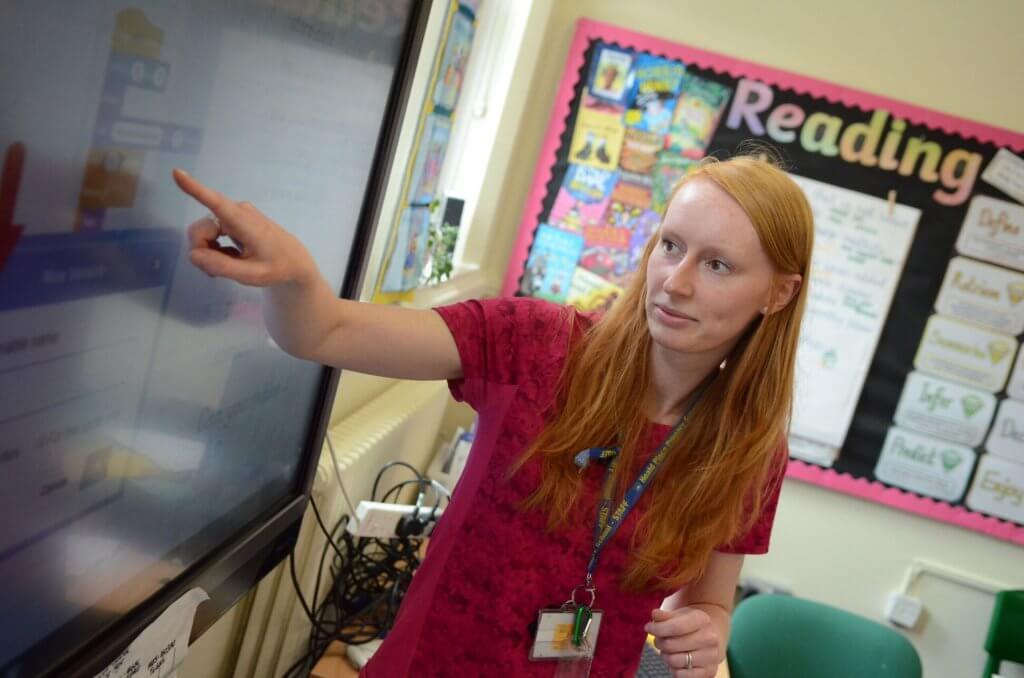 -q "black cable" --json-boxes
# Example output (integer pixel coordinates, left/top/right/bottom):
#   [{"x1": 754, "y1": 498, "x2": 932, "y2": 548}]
[
  {"x1": 309, "y1": 494, "x2": 349, "y2": 565},
  {"x1": 282, "y1": 477, "x2": 433, "y2": 678},
  {"x1": 378, "y1": 478, "x2": 431, "y2": 505},
  {"x1": 370, "y1": 461, "x2": 426, "y2": 501}
]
